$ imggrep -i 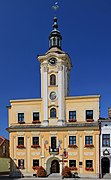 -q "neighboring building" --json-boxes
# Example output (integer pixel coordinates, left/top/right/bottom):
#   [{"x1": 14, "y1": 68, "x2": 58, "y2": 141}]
[
  {"x1": 99, "y1": 108, "x2": 111, "y2": 178},
  {"x1": 7, "y1": 17, "x2": 100, "y2": 178},
  {"x1": 0, "y1": 136, "x2": 10, "y2": 174}
]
